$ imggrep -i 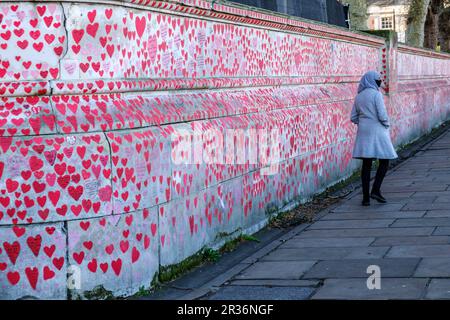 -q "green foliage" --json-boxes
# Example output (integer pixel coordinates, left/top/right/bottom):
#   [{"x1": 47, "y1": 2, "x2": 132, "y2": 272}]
[
  {"x1": 83, "y1": 285, "x2": 114, "y2": 300},
  {"x1": 158, "y1": 251, "x2": 206, "y2": 283},
  {"x1": 240, "y1": 234, "x2": 260, "y2": 243},
  {"x1": 363, "y1": 29, "x2": 396, "y2": 40},
  {"x1": 219, "y1": 234, "x2": 260, "y2": 254},
  {"x1": 203, "y1": 248, "x2": 221, "y2": 262},
  {"x1": 157, "y1": 234, "x2": 260, "y2": 285}
]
